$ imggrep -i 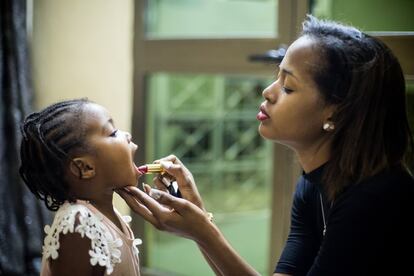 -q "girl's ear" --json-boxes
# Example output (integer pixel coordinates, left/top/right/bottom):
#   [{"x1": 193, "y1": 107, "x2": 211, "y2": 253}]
[{"x1": 69, "y1": 157, "x2": 95, "y2": 179}]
